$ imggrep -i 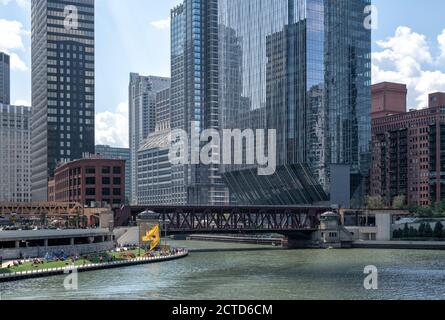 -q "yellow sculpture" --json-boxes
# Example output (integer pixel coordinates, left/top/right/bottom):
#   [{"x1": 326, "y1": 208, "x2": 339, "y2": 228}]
[{"x1": 142, "y1": 224, "x2": 161, "y2": 250}]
